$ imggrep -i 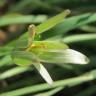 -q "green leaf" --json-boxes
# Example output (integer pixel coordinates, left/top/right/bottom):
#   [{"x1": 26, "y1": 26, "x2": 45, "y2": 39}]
[
  {"x1": 0, "y1": 66, "x2": 30, "y2": 80},
  {"x1": 80, "y1": 25, "x2": 96, "y2": 33},
  {"x1": 35, "y1": 87, "x2": 63, "y2": 96},
  {"x1": 63, "y1": 34, "x2": 96, "y2": 44},
  {"x1": 0, "y1": 15, "x2": 47, "y2": 27},
  {"x1": 42, "y1": 13, "x2": 96, "y2": 39},
  {"x1": 0, "y1": 70, "x2": 96, "y2": 96}
]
